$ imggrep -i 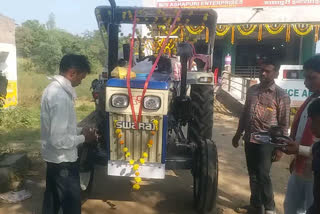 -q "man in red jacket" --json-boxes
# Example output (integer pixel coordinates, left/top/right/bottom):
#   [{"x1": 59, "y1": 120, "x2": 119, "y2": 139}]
[{"x1": 282, "y1": 55, "x2": 320, "y2": 214}]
